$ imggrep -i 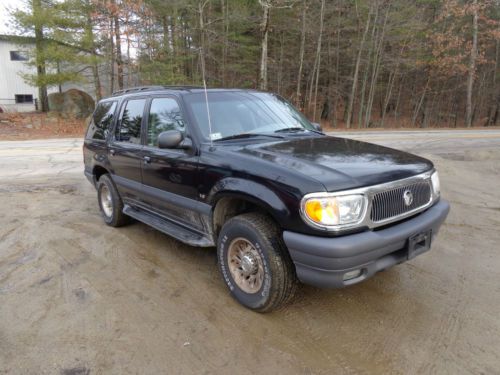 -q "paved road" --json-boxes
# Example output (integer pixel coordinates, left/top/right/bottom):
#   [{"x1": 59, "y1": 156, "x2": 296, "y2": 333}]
[
  {"x1": 0, "y1": 138, "x2": 82, "y2": 182},
  {"x1": 1, "y1": 129, "x2": 499, "y2": 181},
  {"x1": 1, "y1": 130, "x2": 499, "y2": 374},
  {"x1": 330, "y1": 128, "x2": 500, "y2": 155}
]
